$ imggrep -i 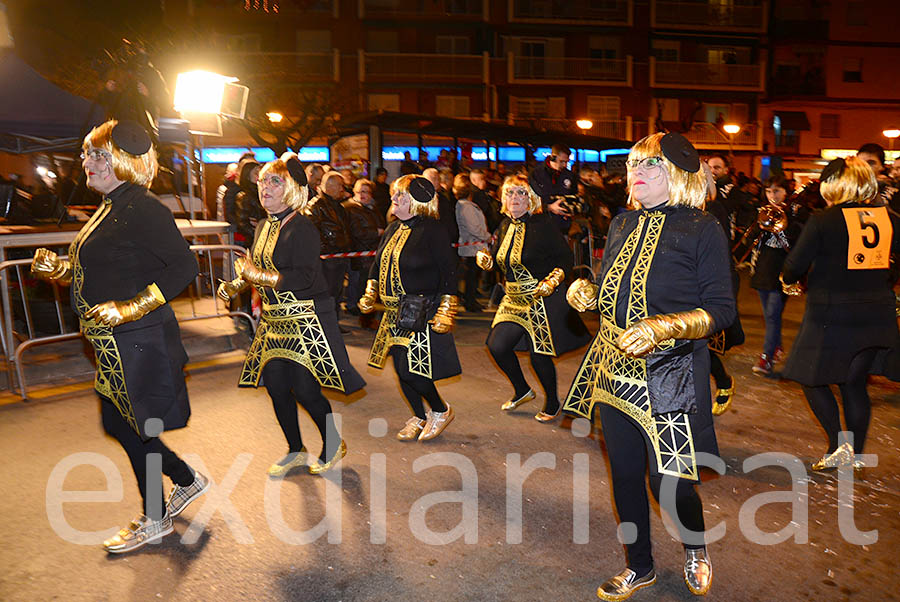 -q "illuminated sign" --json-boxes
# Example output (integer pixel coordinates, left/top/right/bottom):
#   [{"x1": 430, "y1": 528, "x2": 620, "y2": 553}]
[
  {"x1": 200, "y1": 146, "x2": 329, "y2": 164},
  {"x1": 821, "y1": 149, "x2": 900, "y2": 161}
]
